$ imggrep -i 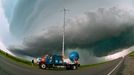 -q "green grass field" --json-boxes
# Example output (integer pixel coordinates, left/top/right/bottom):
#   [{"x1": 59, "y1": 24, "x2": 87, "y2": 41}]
[
  {"x1": 0, "y1": 50, "x2": 32, "y2": 66},
  {"x1": 80, "y1": 61, "x2": 108, "y2": 68},
  {"x1": 129, "y1": 51, "x2": 134, "y2": 57}
]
